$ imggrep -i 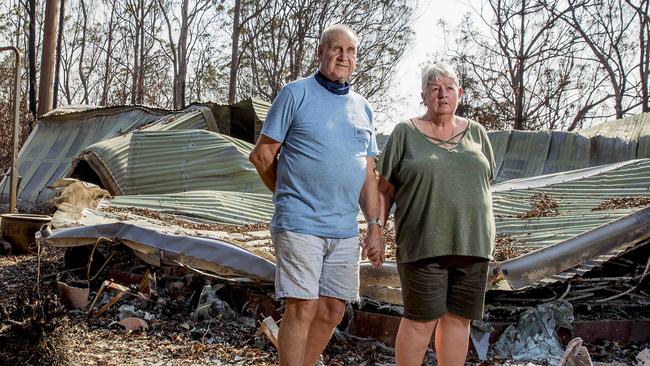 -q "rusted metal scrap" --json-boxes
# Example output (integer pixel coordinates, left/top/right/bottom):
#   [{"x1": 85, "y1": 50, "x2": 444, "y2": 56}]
[{"x1": 87, "y1": 271, "x2": 153, "y2": 317}]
